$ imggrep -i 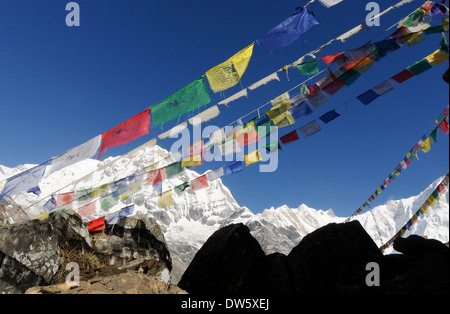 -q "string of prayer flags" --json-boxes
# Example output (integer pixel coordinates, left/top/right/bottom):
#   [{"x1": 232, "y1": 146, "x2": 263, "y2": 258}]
[
  {"x1": 297, "y1": 60, "x2": 319, "y2": 75},
  {"x1": 158, "y1": 190, "x2": 173, "y2": 208},
  {"x1": 191, "y1": 175, "x2": 209, "y2": 191},
  {"x1": 151, "y1": 78, "x2": 211, "y2": 127},
  {"x1": 299, "y1": 120, "x2": 321, "y2": 137},
  {"x1": 88, "y1": 216, "x2": 105, "y2": 233},
  {"x1": 318, "y1": 0, "x2": 344, "y2": 8},
  {"x1": 206, "y1": 44, "x2": 254, "y2": 93},
  {"x1": 0, "y1": 160, "x2": 51, "y2": 202},
  {"x1": 99, "y1": 108, "x2": 151, "y2": 159},
  {"x1": 244, "y1": 150, "x2": 263, "y2": 166},
  {"x1": 380, "y1": 172, "x2": 449, "y2": 252},
  {"x1": 47, "y1": 135, "x2": 102, "y2": 176},
  {"x1": 223, "y1": 161, "x2": 244, "y2": 176},
  {"x1": 256, "y1": 7, "x2": 319, "y2": 55},
  {"x1": 319, "y1": 109, "x2": 341, "y2": 124},
  {"x1": 280, "y1": 129, "x2": 300, "y2": 144}
]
